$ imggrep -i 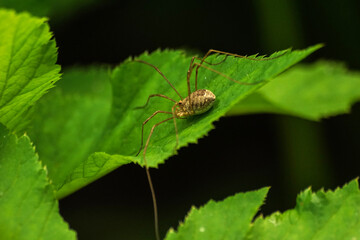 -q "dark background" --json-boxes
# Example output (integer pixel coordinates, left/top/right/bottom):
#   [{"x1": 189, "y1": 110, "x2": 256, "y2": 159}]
[{"x1": 8, "y1": 0, "x2": 360, "y2": 239}]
